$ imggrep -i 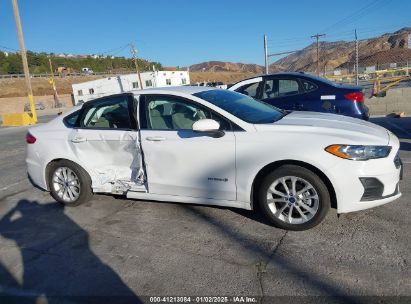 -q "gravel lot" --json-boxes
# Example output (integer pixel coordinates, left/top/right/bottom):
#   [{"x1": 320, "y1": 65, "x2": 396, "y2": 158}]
[{"x1": 0, "y1": 116, "x2": 410, "y2": 303}]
